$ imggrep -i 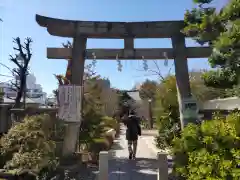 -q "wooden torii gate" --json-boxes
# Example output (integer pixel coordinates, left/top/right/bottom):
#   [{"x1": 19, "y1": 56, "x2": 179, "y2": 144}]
[{"x1": 36, "y1": 14, "x2": 211, "y2": 156}]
